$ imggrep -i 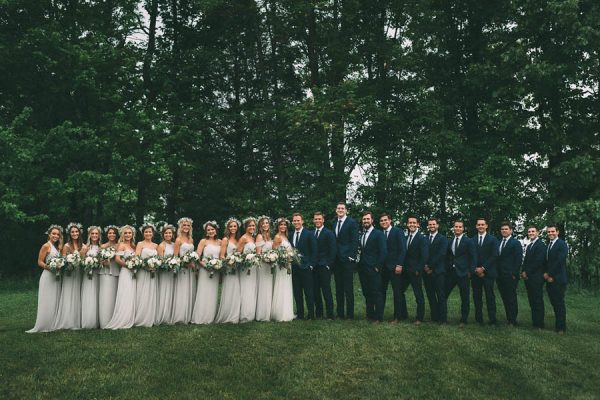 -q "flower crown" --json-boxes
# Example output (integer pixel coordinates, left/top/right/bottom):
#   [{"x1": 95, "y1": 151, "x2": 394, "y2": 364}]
[
  {"x1": 275, "y1": 217, "x2": 290, "y2": 226},
  {"x1": 242, "y1": 216, "x2": 257, "y2": 225},
  {"x1": 139, "y1": 222, "x2": 156, "y2": 234},
  {"x1": 119, "y1": 225, "x2": 135, "y2": 235},
  {"x1": 46, "y1": 224, "x2": 63, "y2": 235},
  {"x1": 257, "y1": 215, "x2": 271, "y2": 224},
  {"x1": 225, "y1": 217, "x2": 241, "y2": 228},
  {"x1": 157, "y1": 221, "x2": 176, "y2": 233},
  {"x1": 104, "y1": 225, "x2": 119, "y2": 234},
  {"x1": 87, "y1": 225, "x2": 102, "y2": 234},
  {"x1": 66, "y1": 222, "x2": 83, "y2": 232},
  {"x1": 178, "y1": 217, "x2": 194, "y2": 226},
  {"x1": 203, "y1": 220, "x2": 220, "y2": 231}
]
